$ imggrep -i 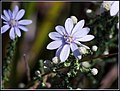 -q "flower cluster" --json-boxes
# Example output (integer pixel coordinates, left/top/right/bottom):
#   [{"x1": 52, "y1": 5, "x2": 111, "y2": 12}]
[
  {"x1": 101, "y1": 1, "x2": 119, "y2": 29},
  {"x1": 1, "y1": 5, "x2": 32, "y2": 40},
  {"x1": 47, "y1": 17, "x2": 94, "y2": 62},
  {"x1": 101, "y1": 1, "x2": 119, "y2": 16}
]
